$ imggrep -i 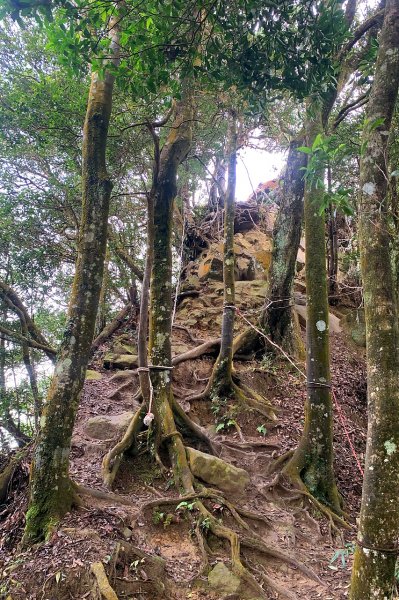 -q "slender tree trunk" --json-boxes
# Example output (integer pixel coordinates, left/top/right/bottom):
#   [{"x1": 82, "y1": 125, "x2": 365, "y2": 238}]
[
  {"x1": 260, "y1": 137, "x2": 306, "y2": 354},
  {"x1": 208, "y1": 157, "x2": 226, "y2": 211},
  {"x1": 209, "y1": 114, "x2": 237, "y2": 394},
  {"x1": 138, "y1": 193, "x2": 154, "y2": 405},
  {"x1": 23, "y1": 17, "x2": 121, "y2": 544},
  {"x1": 95, "y1": 247, "x2": 109, "y2": 337},
  {"x1": 148, "y1": 80, "x2": 195, "y2": 492},
  {"x1": 327, "y1": 167, "x2": 339, "y2": 305},
  {"x1": 284, "y1": 107, "x2": 340, "y2": 512},
  {"x1": 0, "y1": 323, "x2": 30, "y2": 447},
  {"x1": 21, "y1": 340, "x2": 40, "y2": 429},
  {"x1": 350, "y1": 2, "x2": 399, "y2": 597}
]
